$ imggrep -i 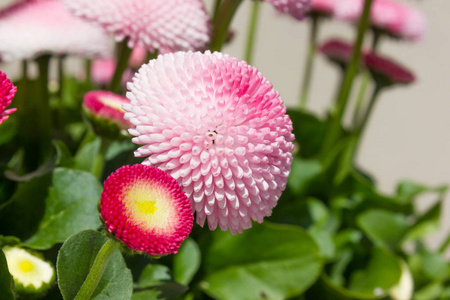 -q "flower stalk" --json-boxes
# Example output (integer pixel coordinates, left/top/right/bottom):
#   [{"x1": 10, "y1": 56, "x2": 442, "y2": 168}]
[
  {"x1": 109, "y1": 39, "x2": 133, "y2": 94},
  {"x1": 91, "y1": 137, "x2": 112, "y2": 179},
  {"x1": 210, "y1": 0, "x2": 243, "y2": 51},
  {"x1": 320, "y1": 0, "x2": 374, "y2": 156},
  {"x1": 74, "y1": 238, "x2": 118, "y2": 300},
  {"x1": 244, "y1": 0, "x2": 261, "y2": 64}
]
